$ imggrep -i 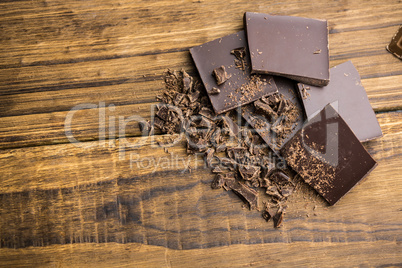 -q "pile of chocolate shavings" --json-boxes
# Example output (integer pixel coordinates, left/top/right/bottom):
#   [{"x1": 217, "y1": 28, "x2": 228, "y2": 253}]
[
  {"x1": 148, "y1": 69, "x2": 304, "y2": 228},
  {"x1": 253, "y1": 93, "x2": 301, "y2": 150}
]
